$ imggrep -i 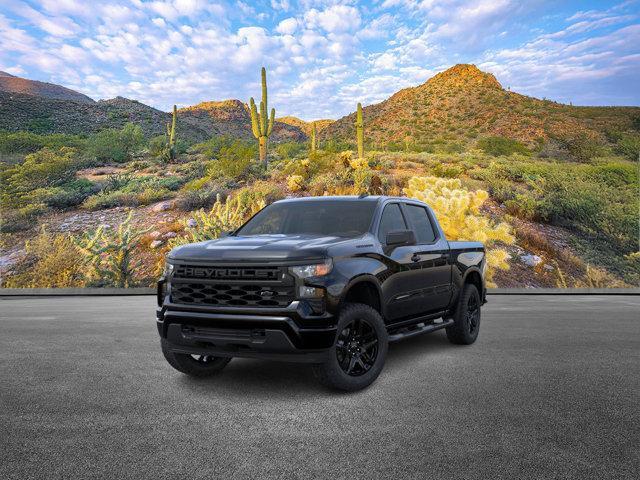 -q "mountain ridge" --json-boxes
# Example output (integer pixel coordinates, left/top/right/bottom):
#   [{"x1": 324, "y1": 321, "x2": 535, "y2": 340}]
[{"x1": 321, "y1": 64, "x2": 639, "y2": 148}]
